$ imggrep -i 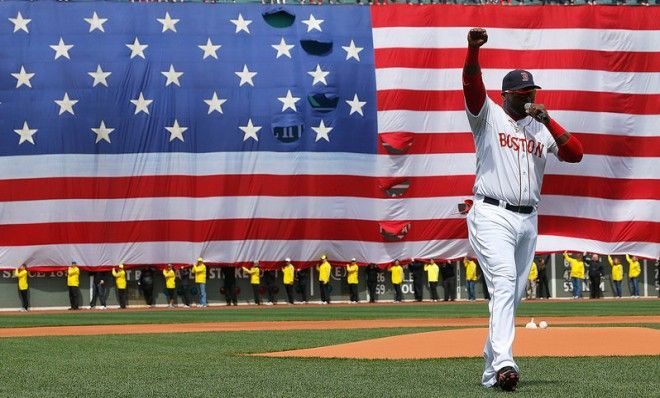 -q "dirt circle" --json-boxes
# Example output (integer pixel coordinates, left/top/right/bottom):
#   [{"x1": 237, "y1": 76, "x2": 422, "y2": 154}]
[{"x1": 258, "y1": 327, "x2": 660, "y2": 359}]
